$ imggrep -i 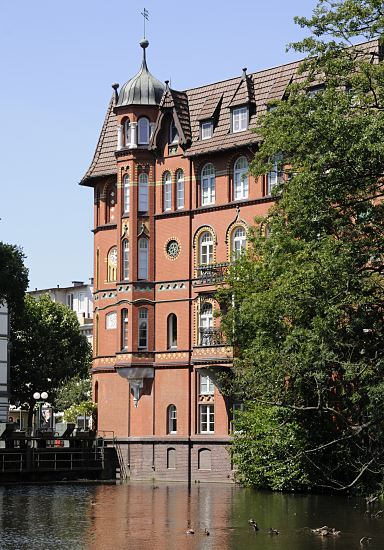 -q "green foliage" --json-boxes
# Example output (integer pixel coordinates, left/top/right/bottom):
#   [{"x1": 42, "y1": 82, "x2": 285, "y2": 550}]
[
  {"x1": 63, "y1": 401, "x2": 96, "y2": 424},
  {"x1": 232, "y1": 405, "x2": 310, "y2": 491},
  {"x1": 10, "y1": 294, "x2": 91, "y2": 419},
  {"x1": 55, "y1": 375, "x2": 92, "y2": 411},
  {"x1": 219, "y1": 0, "x2": 384, "y2": 493},
  {"x1": 0, "y1": 242, "x2": 28, "y2": 315}
]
